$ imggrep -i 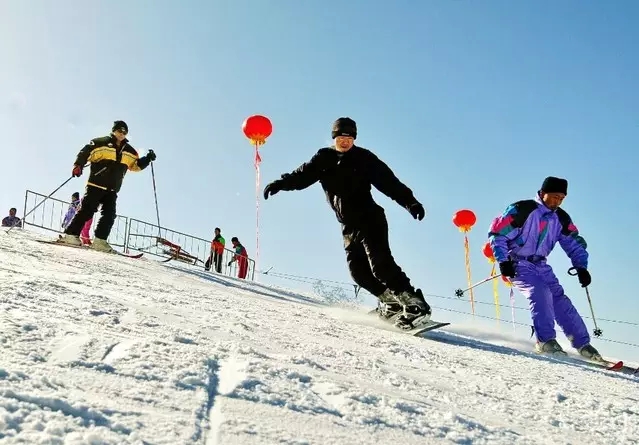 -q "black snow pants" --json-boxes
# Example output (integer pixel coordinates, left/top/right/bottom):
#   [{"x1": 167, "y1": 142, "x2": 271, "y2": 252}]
[
  {"x1": 64, "y1": 185, "x2": 118, "y2": 240},
  {"x1": 341, "y1": 208, "x2": 413, "y2": 298},
  {"x1": 205, "y1": 250, "x2": 223, "y2": 273}
]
